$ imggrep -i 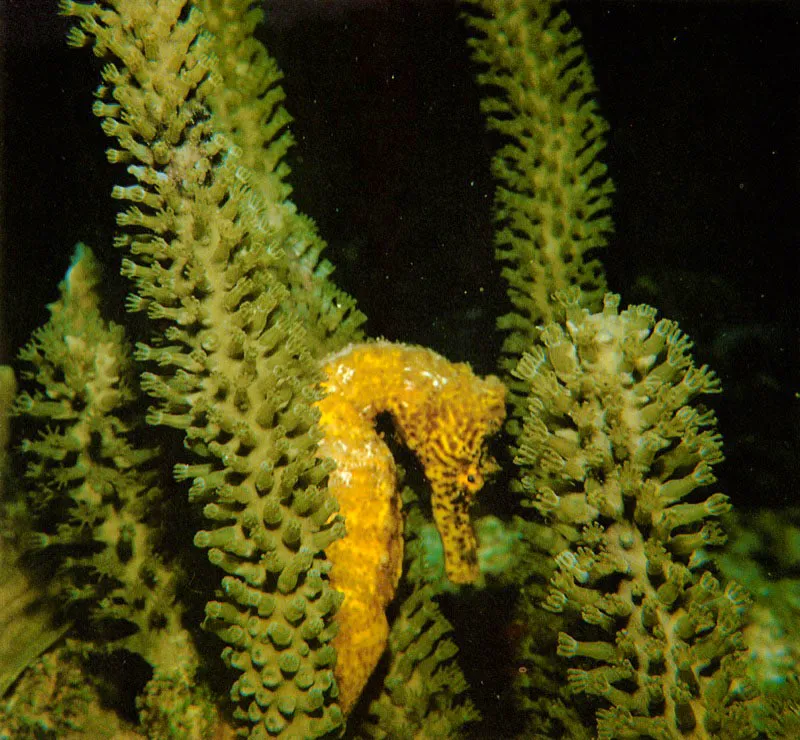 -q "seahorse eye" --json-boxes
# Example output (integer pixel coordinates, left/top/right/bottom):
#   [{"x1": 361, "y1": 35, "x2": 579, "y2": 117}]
[{"x1": 457, "y1": 466, "x2": 483, "y2": 492}]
